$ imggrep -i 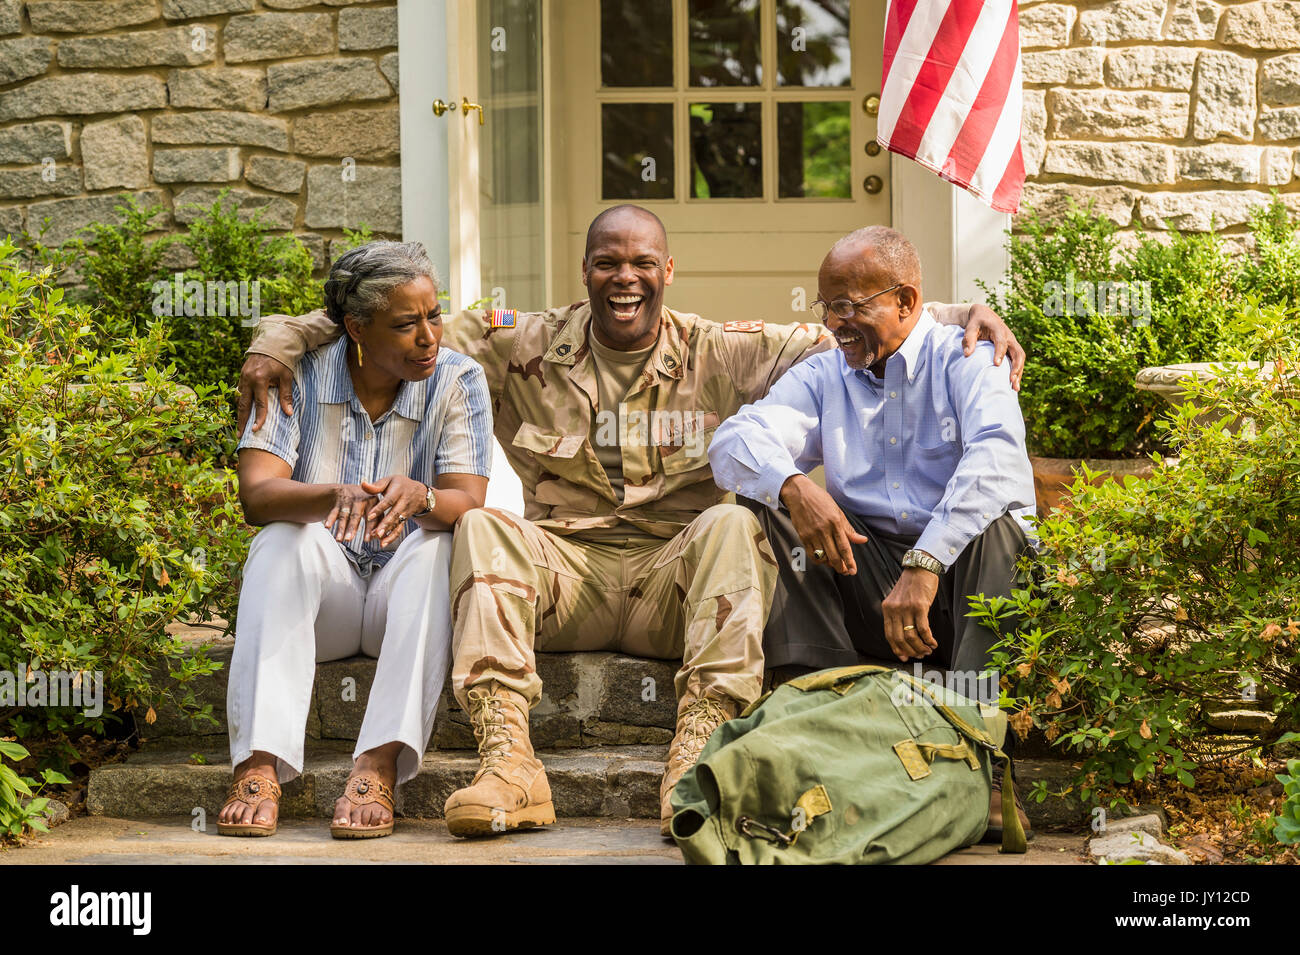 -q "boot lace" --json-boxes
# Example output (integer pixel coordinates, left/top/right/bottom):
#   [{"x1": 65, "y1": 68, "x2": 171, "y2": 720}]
[
  {"x1": 675, "y1": 697, "x2": 731, "y2": 764},
  {"x1": 467, "y1": 688, "x2": 513, "y2": 772}
]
